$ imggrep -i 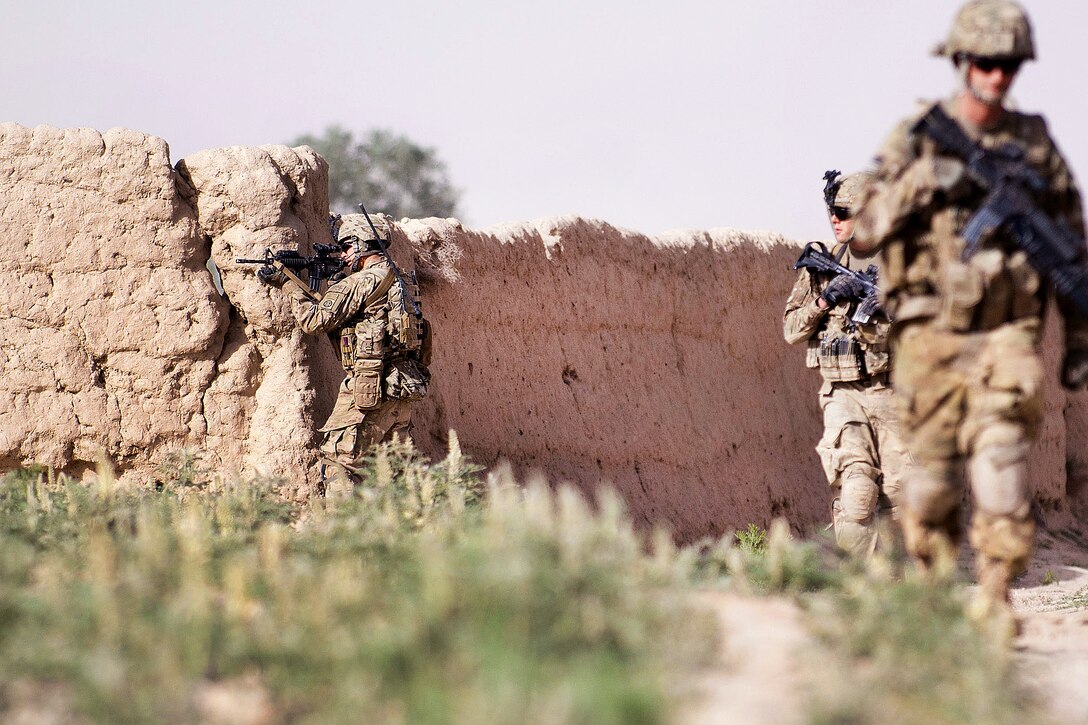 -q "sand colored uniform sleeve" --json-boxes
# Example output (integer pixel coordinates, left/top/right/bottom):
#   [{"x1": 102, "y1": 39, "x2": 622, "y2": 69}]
[
  {"x1": 782, "y1": 269, "x2": 826, "y2": 344},
  {"x1": 289, "y1": 267, "x2": 386, "y2": 336}
]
